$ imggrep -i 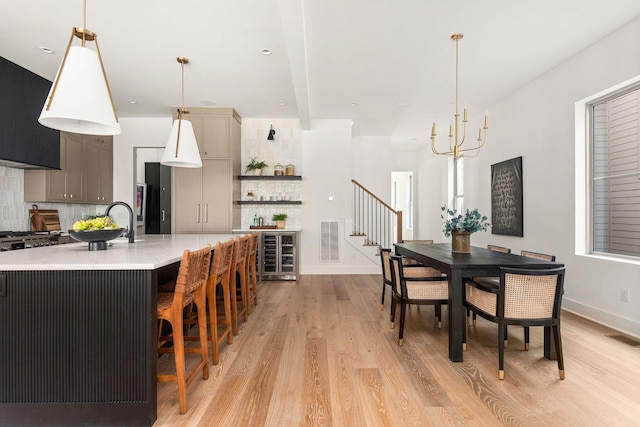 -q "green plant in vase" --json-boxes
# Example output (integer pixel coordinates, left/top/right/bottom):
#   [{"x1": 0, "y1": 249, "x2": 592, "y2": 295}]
[
  {"x1": 441, "y1": 205, "x2": 490, "y2": 253},
  {"x1": 245, "y1": 157, "x2": 268, "y2": 175},
  {"x1": 272, "y1": 213, "x2": 288, "y2": 229}
]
